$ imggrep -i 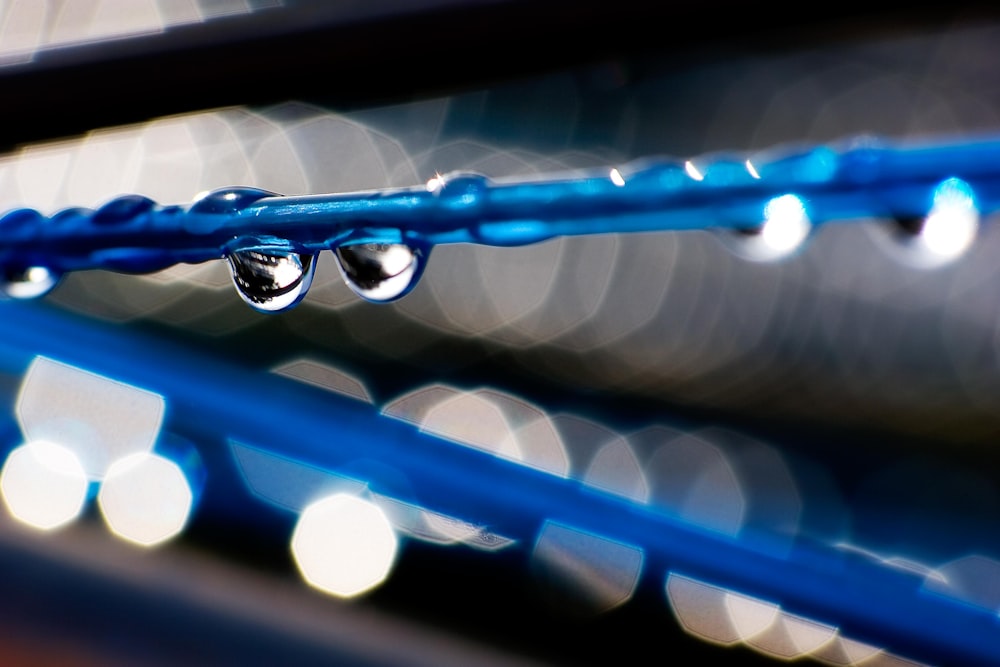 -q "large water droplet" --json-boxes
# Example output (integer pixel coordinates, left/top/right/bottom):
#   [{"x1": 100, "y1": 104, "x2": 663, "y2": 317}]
[
  {"x1": 226, "y1": 249, "x2": 315, "y2": 313},
  {"x1": 0, "y1": 266, "x2": 60, "y2": 299},
  {"x1": 334, "y1": 243, "x2": 425, "y2": 303}
]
